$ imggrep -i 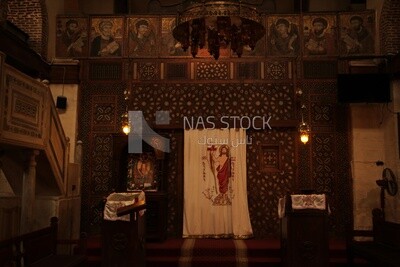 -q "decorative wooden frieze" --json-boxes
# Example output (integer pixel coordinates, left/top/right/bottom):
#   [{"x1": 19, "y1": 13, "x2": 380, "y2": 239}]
[
  {"x1": 138, "y1": 62, "x2": 159, "y2": 81},
  {"x1": 130, "y1": 83, "x2": 296, "y2": 124},
  {"x1": 265, "y1": 60, "x2": 292, "y2": 80},
  {"x1": 195, "y1": 62, "x2": 230, "y2": 80}
]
